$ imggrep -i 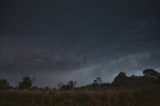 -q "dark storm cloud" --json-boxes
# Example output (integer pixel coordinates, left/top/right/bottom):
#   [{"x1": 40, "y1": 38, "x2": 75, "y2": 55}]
[
  {"x1": 0, "y1": 0, "x2": 160, "y2": 87},
  {"x1": 1, "y1": 0, "x2": 159, "y2": 34}
]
